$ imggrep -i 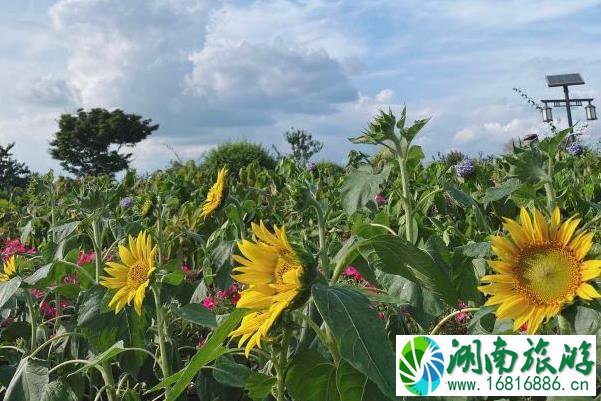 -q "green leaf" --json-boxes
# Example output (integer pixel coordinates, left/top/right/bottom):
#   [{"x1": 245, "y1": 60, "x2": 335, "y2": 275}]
[
  {"x1": 336, "y1": 362, "x2": 390, "y2": 401},
  {"x1": 286, "y1": 349, "x2": 339, "y2": 401},
  {"x1": 483, "y1": 178, "x2": 522, "y2": 203},
  {"x1": 312, "y1": 284, "x2": 395, "y2": 397},
  {"x1": 41, "y1": 381, "x2": 78, "y2": 401},
  {"x1": 4, "y1": 357, "x2": 49, "y2": 401},
  {"x1": 120, "y1": 389, "x2": 141, "y2": 401},
  {"x1": 245, "y1": 372, "x2": 276, "y2": 401},
  {"x1": 49, "y1": 221, "x2": 80, "y2": 243},
  {"x1": 212, "y1": 355, "x2": 250, "y2": 388},
  {"x1": 340, "y1": 165, "x2": 391, "y2": 215},
  {"x1": 456, "y1": 242, "x2": 492, "y2": 258},
  {"x1": 175, "y1": 303, "x2": 217, "y2": 328},
  {"x1": 0, "y1": 277, "x2": 22, "y2": 309},
  {"x1": 73, "y1": 341, "x2": 126, "y2": 374},
  {"x1": 538, "y1": 127, "x2": 571, "y2": 157},
  {"x1": 161, "y1": 271, "x2": 185, "y2": 286},
  {"x1": 357, "y1": 234, "x2": 457, "y2": 305},
  {"x1": 445, "y1": 185, "x2": 491, "y2": 232},
  {"x1": 164, "y1": 308, "x2": 248, "y2": 401}
]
